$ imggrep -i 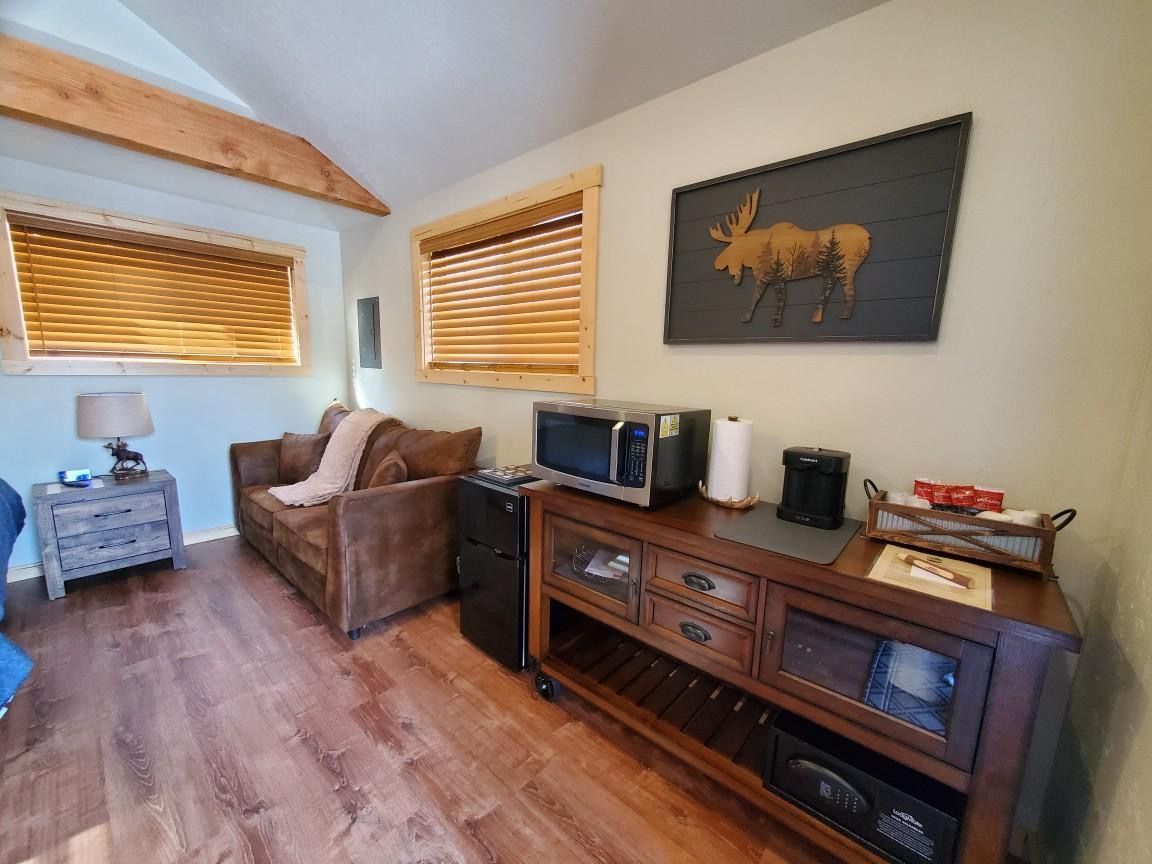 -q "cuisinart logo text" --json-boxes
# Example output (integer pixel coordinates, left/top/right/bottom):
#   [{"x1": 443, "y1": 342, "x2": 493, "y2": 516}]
[
  {"x1": 891, "y1": 810, "x2": 924, "y2": 830},
  {"x1": 799, "y1": 456, "x2": 819, "y2": 463}
]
